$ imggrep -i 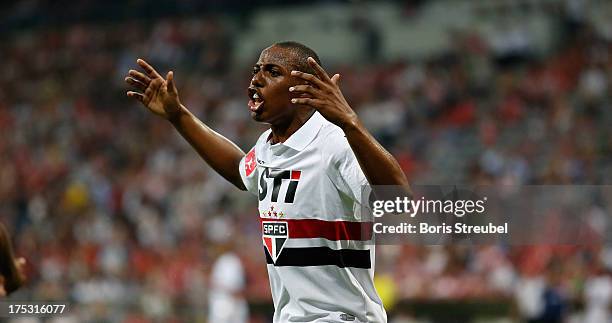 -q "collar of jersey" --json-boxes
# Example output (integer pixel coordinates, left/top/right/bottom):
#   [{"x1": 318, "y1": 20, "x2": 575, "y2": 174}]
[{"x1": 268, "y1": 111, "x2": 326, "y2": 152}]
